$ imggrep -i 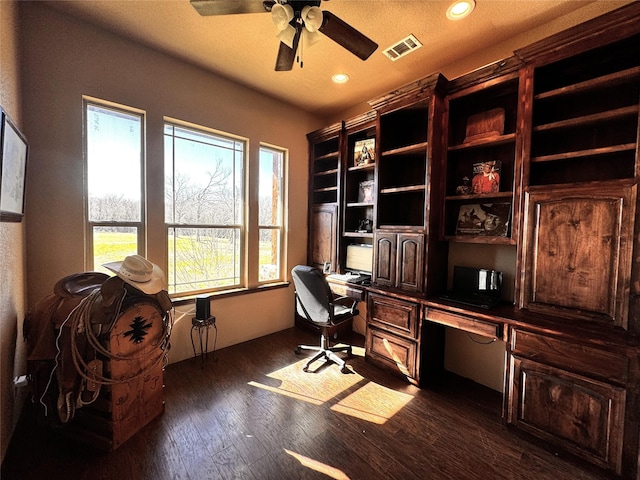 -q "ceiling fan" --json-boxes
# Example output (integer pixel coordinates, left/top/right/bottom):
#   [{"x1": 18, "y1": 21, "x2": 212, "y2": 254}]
[{"x1": 190, "y1": 0, "x2": 378, "y2": 71}]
